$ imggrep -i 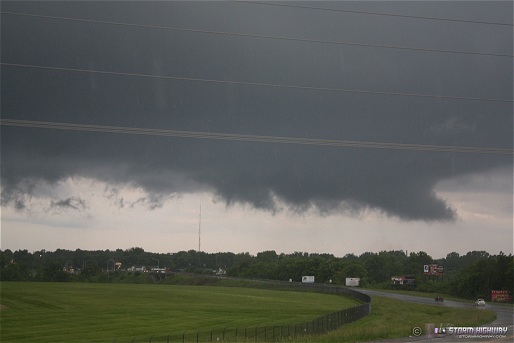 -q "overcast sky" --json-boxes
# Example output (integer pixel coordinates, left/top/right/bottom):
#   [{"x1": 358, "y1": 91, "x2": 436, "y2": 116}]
[{"x1": 1, "y1": 1, "x2": 512, "y2": 259}]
